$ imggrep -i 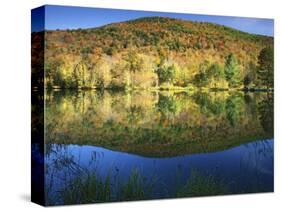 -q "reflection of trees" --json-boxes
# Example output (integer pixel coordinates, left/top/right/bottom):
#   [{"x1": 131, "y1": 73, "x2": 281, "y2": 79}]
[
  {"x1": 244, "y1": 94, "x2": 257, "y2": 118},
  {"x1": 44, "y1": 90, "x2": 273, "y2": 156},
  {"x1": 157, "y1": 94, "x2": 181, "y2": 124},
  {"x1": 193, "y1": 93, "x2": 225, "y2": 116},
  {"x1": 32, "y1": 92, "x2": 44, "y2": 146},
  {"x1": 126, "y1": 105, "x2": 144, "y2": 125},
  {"x1": 258, "y1": 94, "x2": 273, "y2": 135},
  {"x1": 31, "y1": 92, "x2": 44, "y2": 204},
  {"x1": 226, "y1": 94, "x2": 243, "y2": 126}
]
